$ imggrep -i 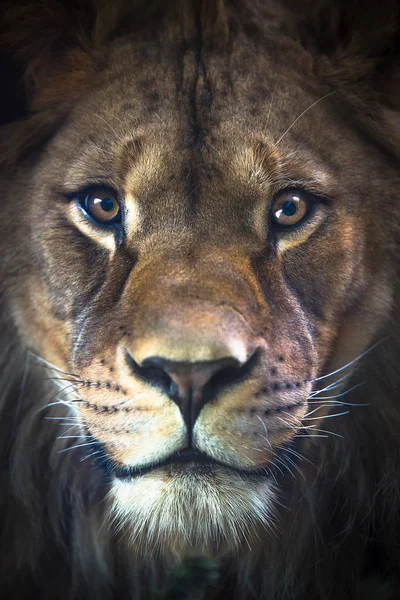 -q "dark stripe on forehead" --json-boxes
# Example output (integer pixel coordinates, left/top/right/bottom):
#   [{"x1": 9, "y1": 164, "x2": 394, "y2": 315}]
[{"x1": 181, "y1": 7, "x2": 213, "y2": 214}]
